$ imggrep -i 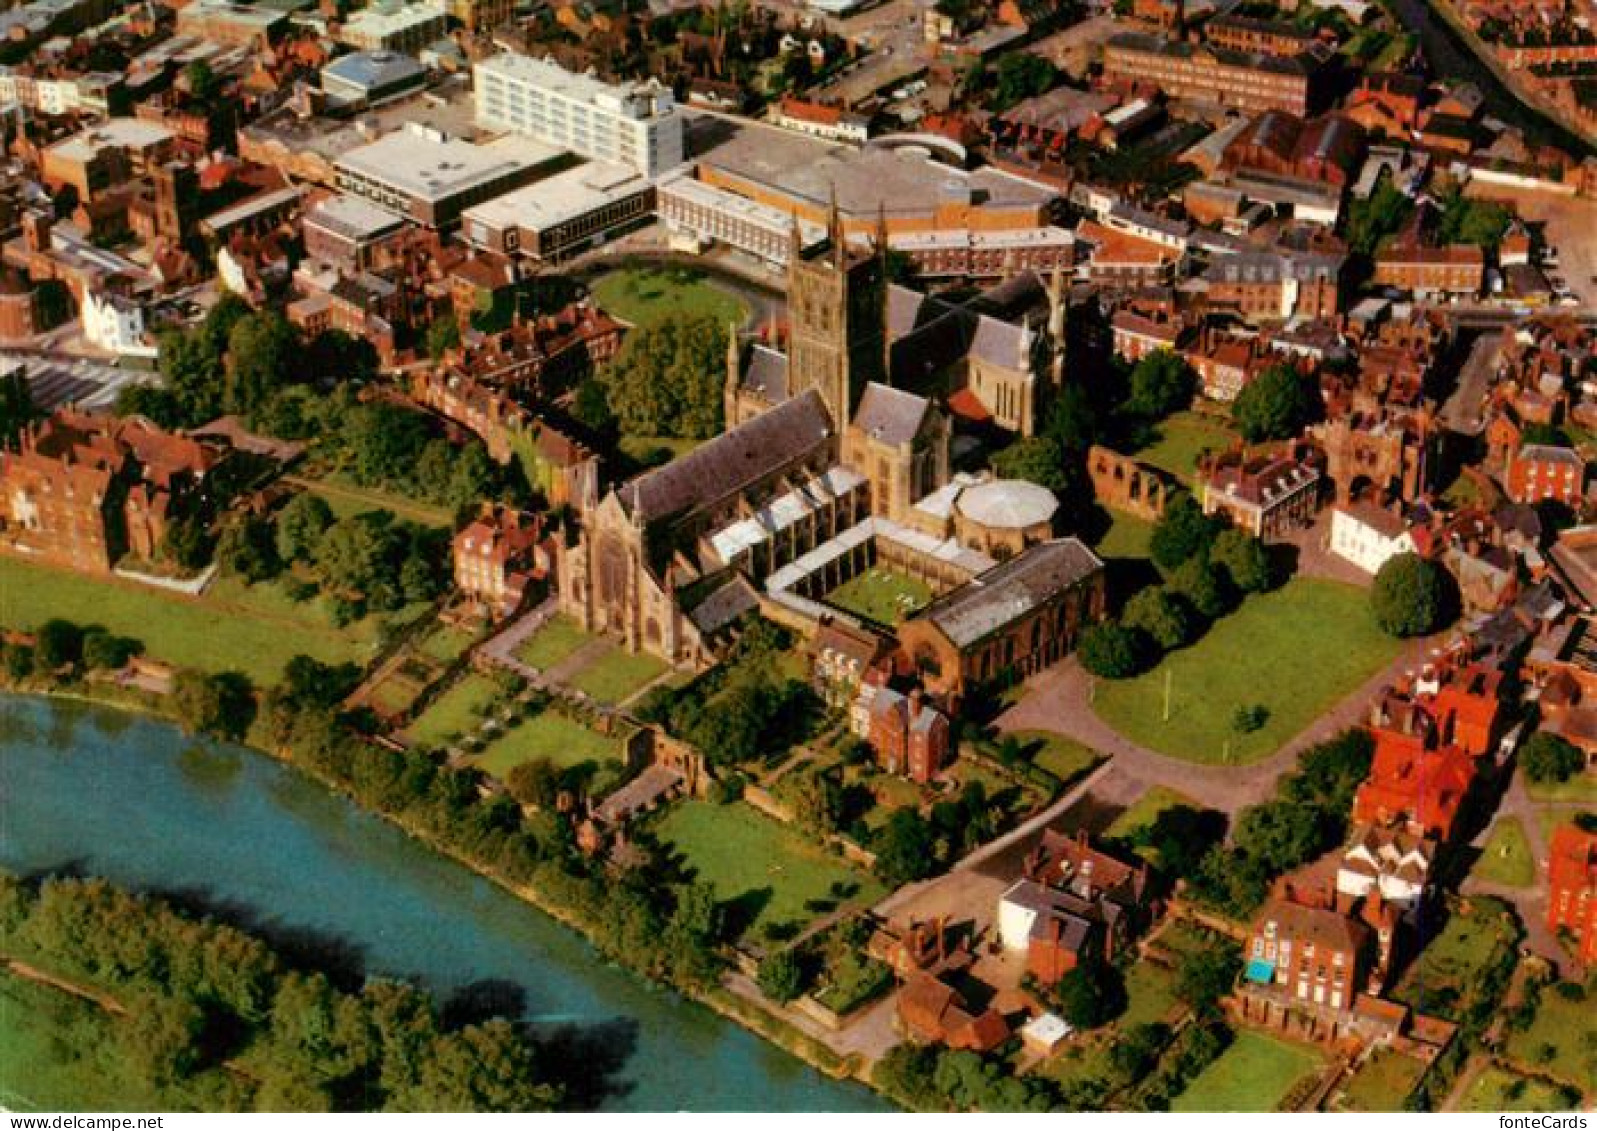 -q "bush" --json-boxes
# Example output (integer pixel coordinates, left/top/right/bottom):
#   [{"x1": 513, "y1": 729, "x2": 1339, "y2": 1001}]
[
  {"x1": 756, "y1": 950, "x2": 807, "y2": 1003},
  {"x1": 1521, "y1": 731, "x2": 1584, "y2": 785},
  {"x1": 1122, "y1": 586, "x2": 1196, "y2": 652}
]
